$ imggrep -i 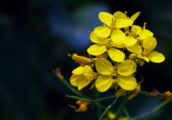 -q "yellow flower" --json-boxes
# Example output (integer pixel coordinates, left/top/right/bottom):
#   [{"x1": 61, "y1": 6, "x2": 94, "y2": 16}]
[
  {"x1": 72, "y1": 53, "x2": 91, "y2": 66},
  {"x1": 137, "y1": 36, "x2": 165, "y2": 63},
  {"x1": 94, "y1": 11, "x2": 140, "y2": 38},
  {"x1": 126, "y1": 24, "x2": 153, "y2": 53},
  {"x1": 111, "y1": 29, "x2": 138, "y2": 48},
  {"x1": 70, "y1": 65, "x2": 95, "y2": 90},
  {"x1": 87, "y1": 32, "x2": 125, "y2": 62},
  {"x1": 69, "y1": 100, "x2": 89, "y2": 112},
  {"x1": 131, "y1": 23, "x2": 153, "y2": 40},
  {"x1": 95, "y1": 58, "x2": 137, "y2": 92}
]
